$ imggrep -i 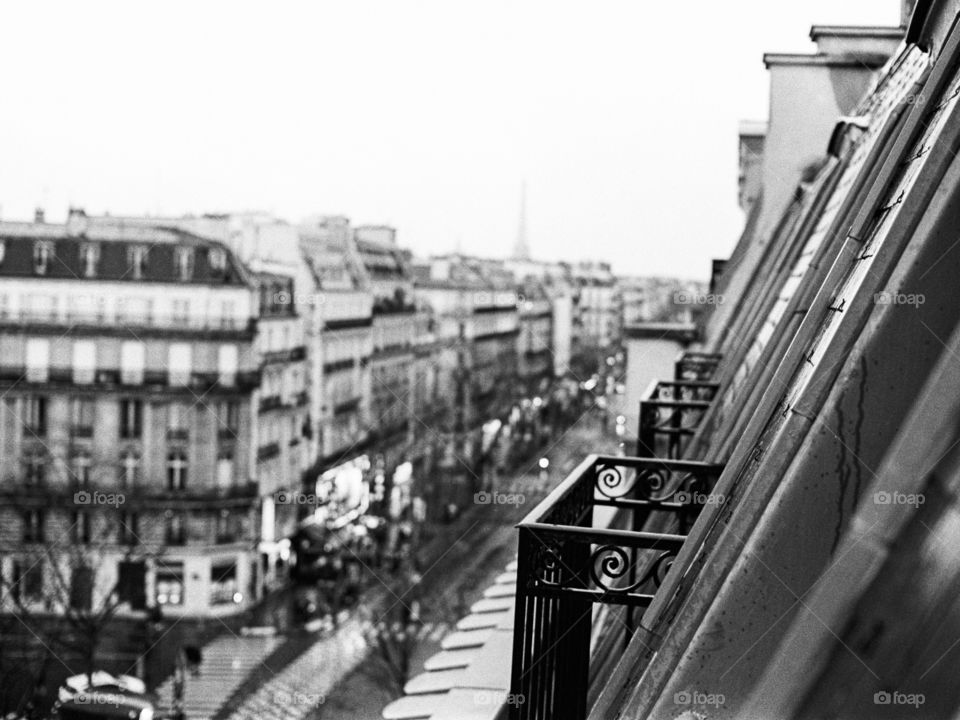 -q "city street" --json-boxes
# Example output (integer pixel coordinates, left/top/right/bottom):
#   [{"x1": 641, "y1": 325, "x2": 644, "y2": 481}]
[{"x1": 306, "y1": 412, "x2": 622, "y2": 719}]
